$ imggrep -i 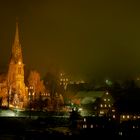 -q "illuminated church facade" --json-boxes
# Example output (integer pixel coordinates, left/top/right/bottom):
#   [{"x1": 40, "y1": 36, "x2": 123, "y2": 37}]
[
  {"x1": 0, "y1": 22, "x2": 63, "y2": 110},
  {"x1": 7, "y1": 22, "x2": 27, "y2": 108},
  {"x1": 0, "y1": 22, "x2": 28, "y2": 108}
]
